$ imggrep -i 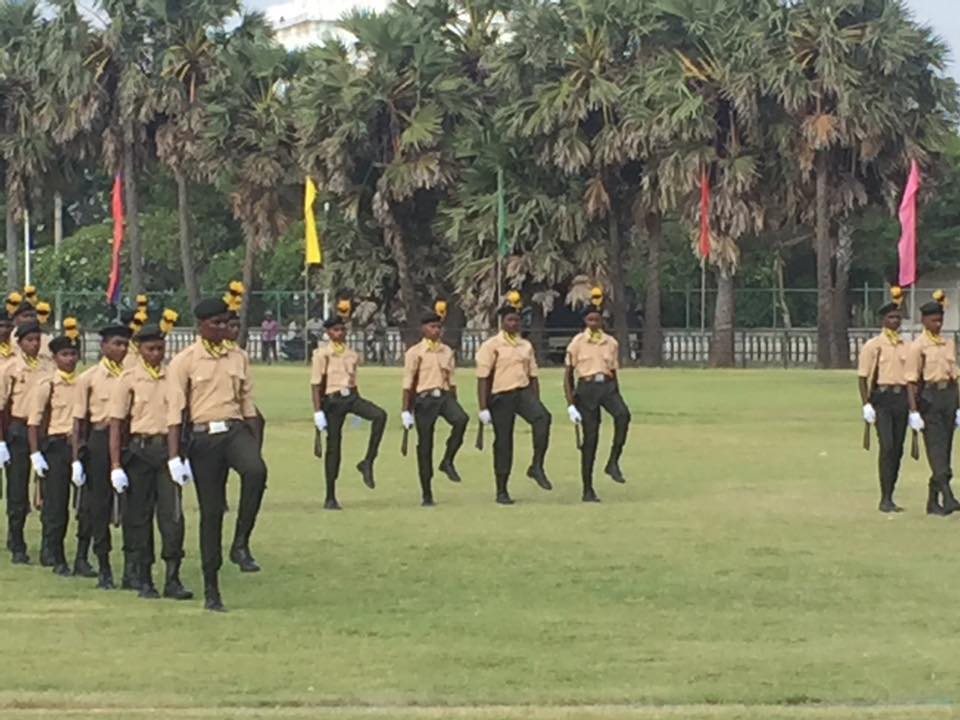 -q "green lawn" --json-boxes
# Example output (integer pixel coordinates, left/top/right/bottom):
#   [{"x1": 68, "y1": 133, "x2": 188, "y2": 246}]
[{"x1": 2, "y1": 367, "x2": 960, "y2": 719}]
